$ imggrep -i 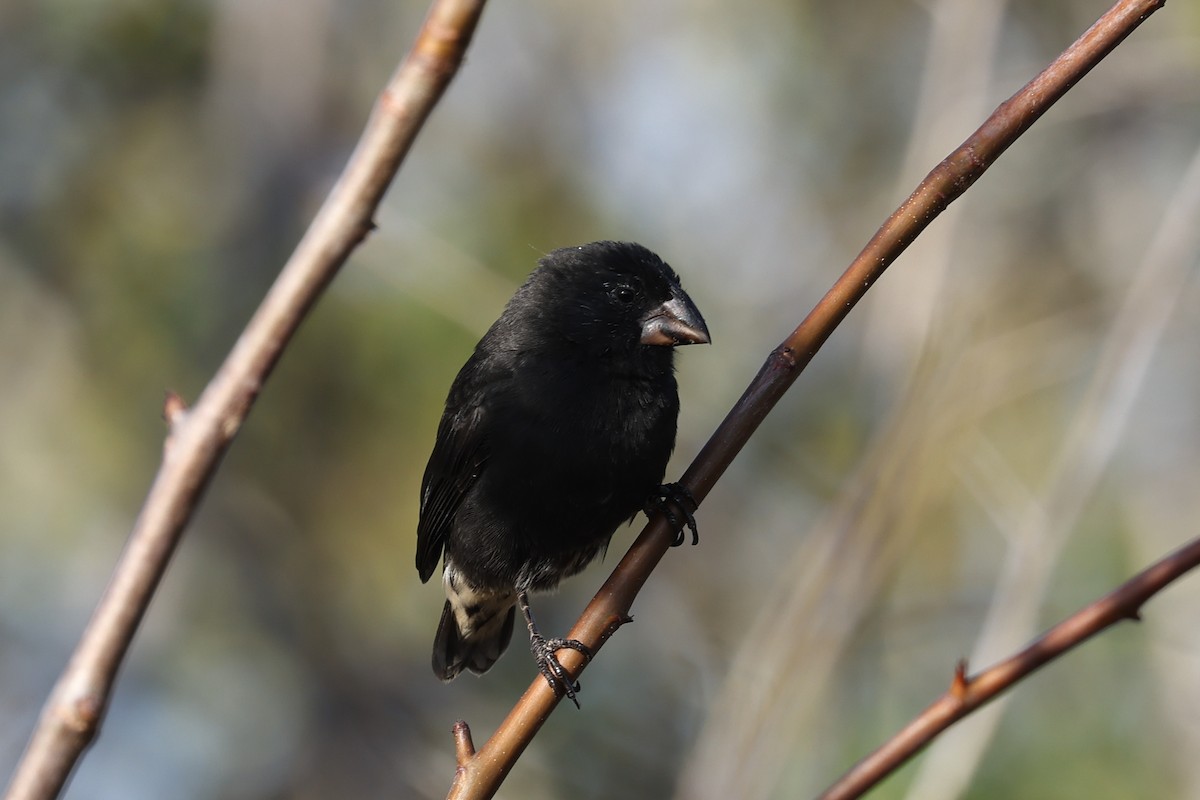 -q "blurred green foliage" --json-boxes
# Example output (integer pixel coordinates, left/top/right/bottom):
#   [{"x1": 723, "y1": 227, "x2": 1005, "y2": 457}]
[{"x1": 2, "y1": 1, "x2": 1199, "y2": 799}]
